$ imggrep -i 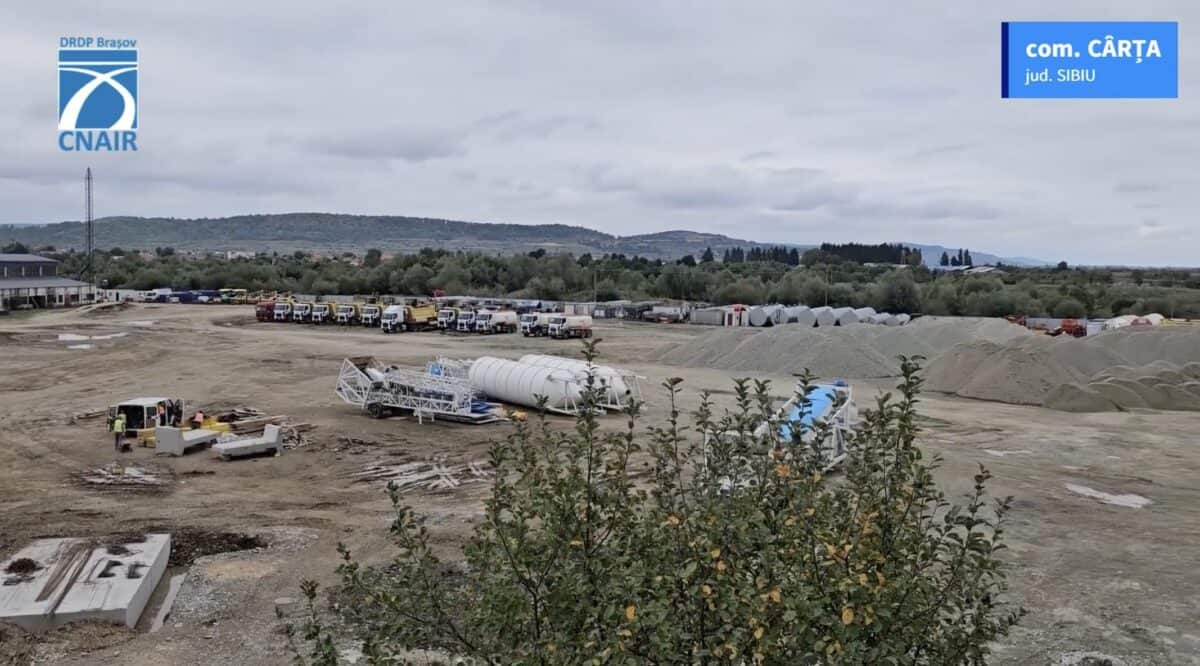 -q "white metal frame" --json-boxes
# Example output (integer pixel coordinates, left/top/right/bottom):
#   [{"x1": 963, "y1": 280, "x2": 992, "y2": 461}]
[{"x1": 336, "y1": 357, "x2": 498, "y2": 424}]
